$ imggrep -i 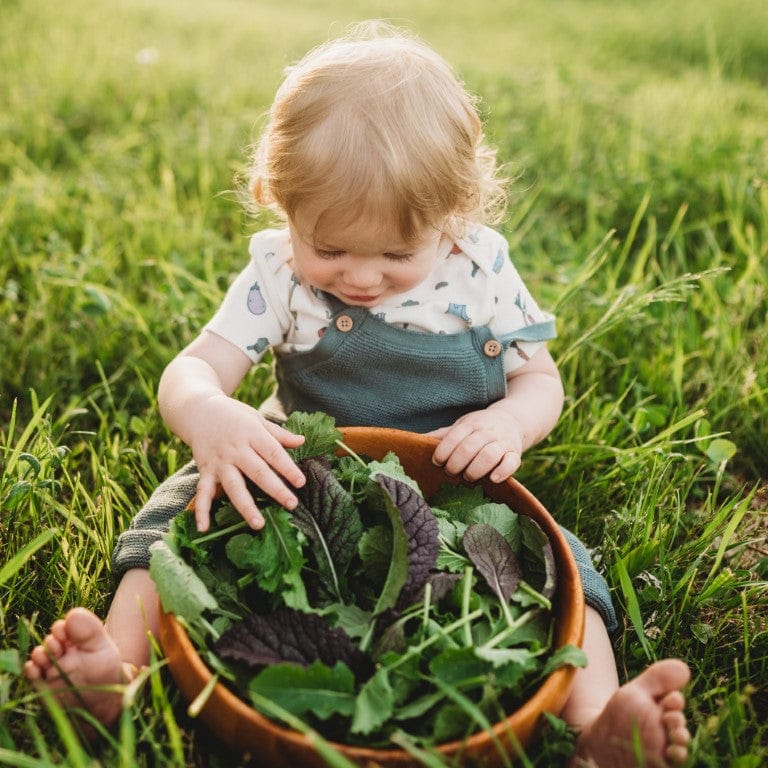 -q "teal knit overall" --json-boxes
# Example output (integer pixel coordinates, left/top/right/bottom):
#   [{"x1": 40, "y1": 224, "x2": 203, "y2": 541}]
[
  {"x1": 113, "y1": 297, "x2": 616, "y2": 630},
  {"x1": 274, "y1": 293, "x2": 527, "y2": 431}
]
